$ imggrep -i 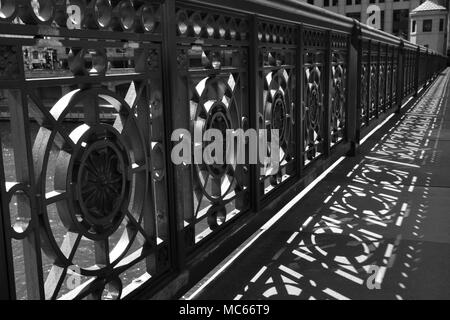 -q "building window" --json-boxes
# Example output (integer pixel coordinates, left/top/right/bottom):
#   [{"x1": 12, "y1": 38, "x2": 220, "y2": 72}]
[
  {"x1": 324, "y1": 0, "x2": 330, "y2": 6},
  {"x1": 380, "y1": 0, "x2": 385, "y2": 2},
  {"x1": 369, "y1": 0, "x2": 375, "y2": 3},
  {"x1": 423, "y1": 19, "x2": 432, "y2": 32},
  {"x1": 332, "y1": 0, "x2": 338, "y2": 6},
  {"x1": 412, "y1": 20, "x2": 416, "y2": 33},
  {"x1": 393, "y1": 9, "x2": 410, "y2": 39},
  {"x1": 380, "y1": 11, "x2": 385, "y2": 31},
  {"x1": 346, "y1": 0, "x2": 352, "y2": 5},
  {"x1": 307, "y1": 0, "x2": 314, "y2": 4},
  {"x1": 439, "y1": 18, "x2": 444, "y2": 31},
  {"x1": 355, "y1": 0, "x2": 361, "y2": 4}
]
